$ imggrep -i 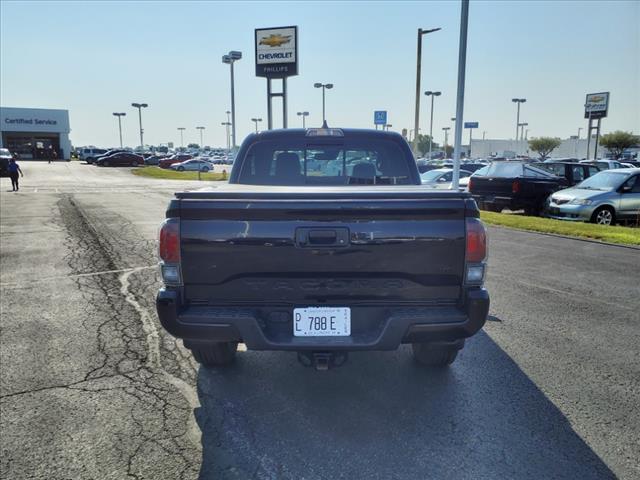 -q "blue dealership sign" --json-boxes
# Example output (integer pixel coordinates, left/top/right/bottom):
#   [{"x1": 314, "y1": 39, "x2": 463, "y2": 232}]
[
  {"x1": 374, "y1": 111, "x2": 387, "y2": 125},
  {"x1": 464, "y1": 122, "x2": 479, "y2": 129}
]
